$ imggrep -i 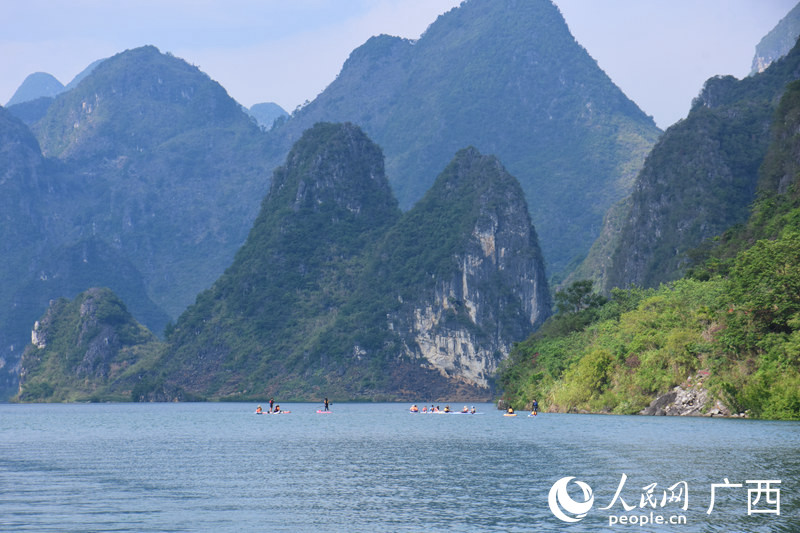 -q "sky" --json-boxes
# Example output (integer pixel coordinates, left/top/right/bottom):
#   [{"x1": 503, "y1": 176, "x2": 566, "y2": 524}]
[{"x1": 1, "y1": 0, "x2": 797, "y2": 129}]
